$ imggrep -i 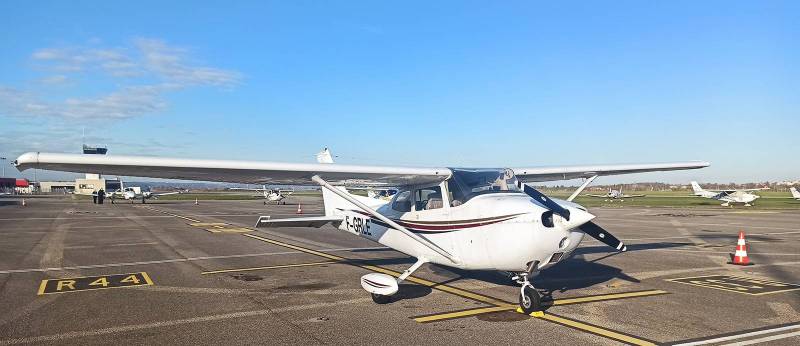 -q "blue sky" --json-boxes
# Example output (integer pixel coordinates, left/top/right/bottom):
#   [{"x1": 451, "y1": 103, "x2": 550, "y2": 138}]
[{"x1": 1, "y1": 1, "x2": 798, "y2": 183}]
